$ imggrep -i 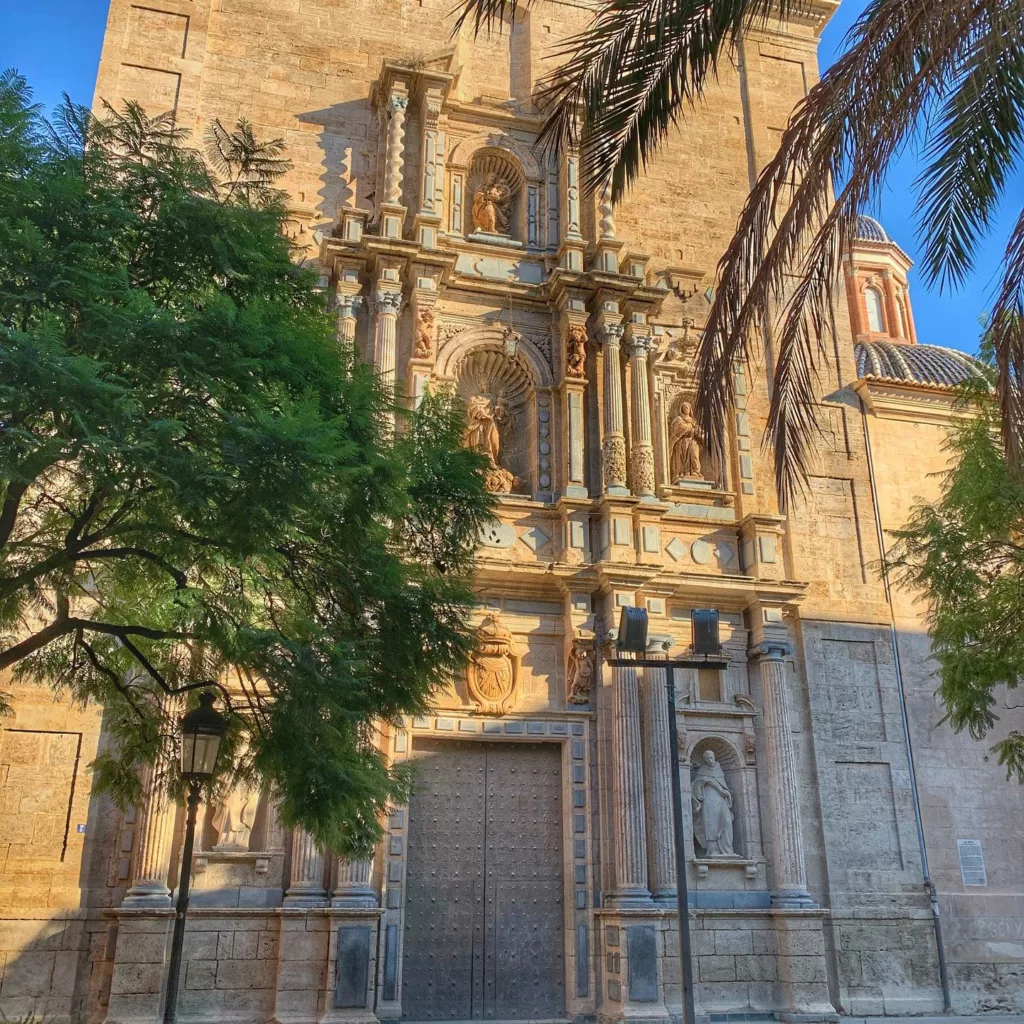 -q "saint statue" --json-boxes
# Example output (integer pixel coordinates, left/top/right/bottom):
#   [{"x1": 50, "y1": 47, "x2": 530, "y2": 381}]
[
  {"x1": 669, "y1": 401, "x2": 703, "y2": 481},
  {"x1": 463, "y1": 394, "x2": 515, "y2": 494},
  {"x1": 211, "y1": 777, "x2": 260, "y2": 851},
  {"x1": 471, "y1": 176, "x2": 511, "y2": 235},
  {"x1": 566, "y1": 638, "x2": 595, "y2": 704},
  {"x1": 691, "y1": 749, "x2": 736, "y2": 857}
]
